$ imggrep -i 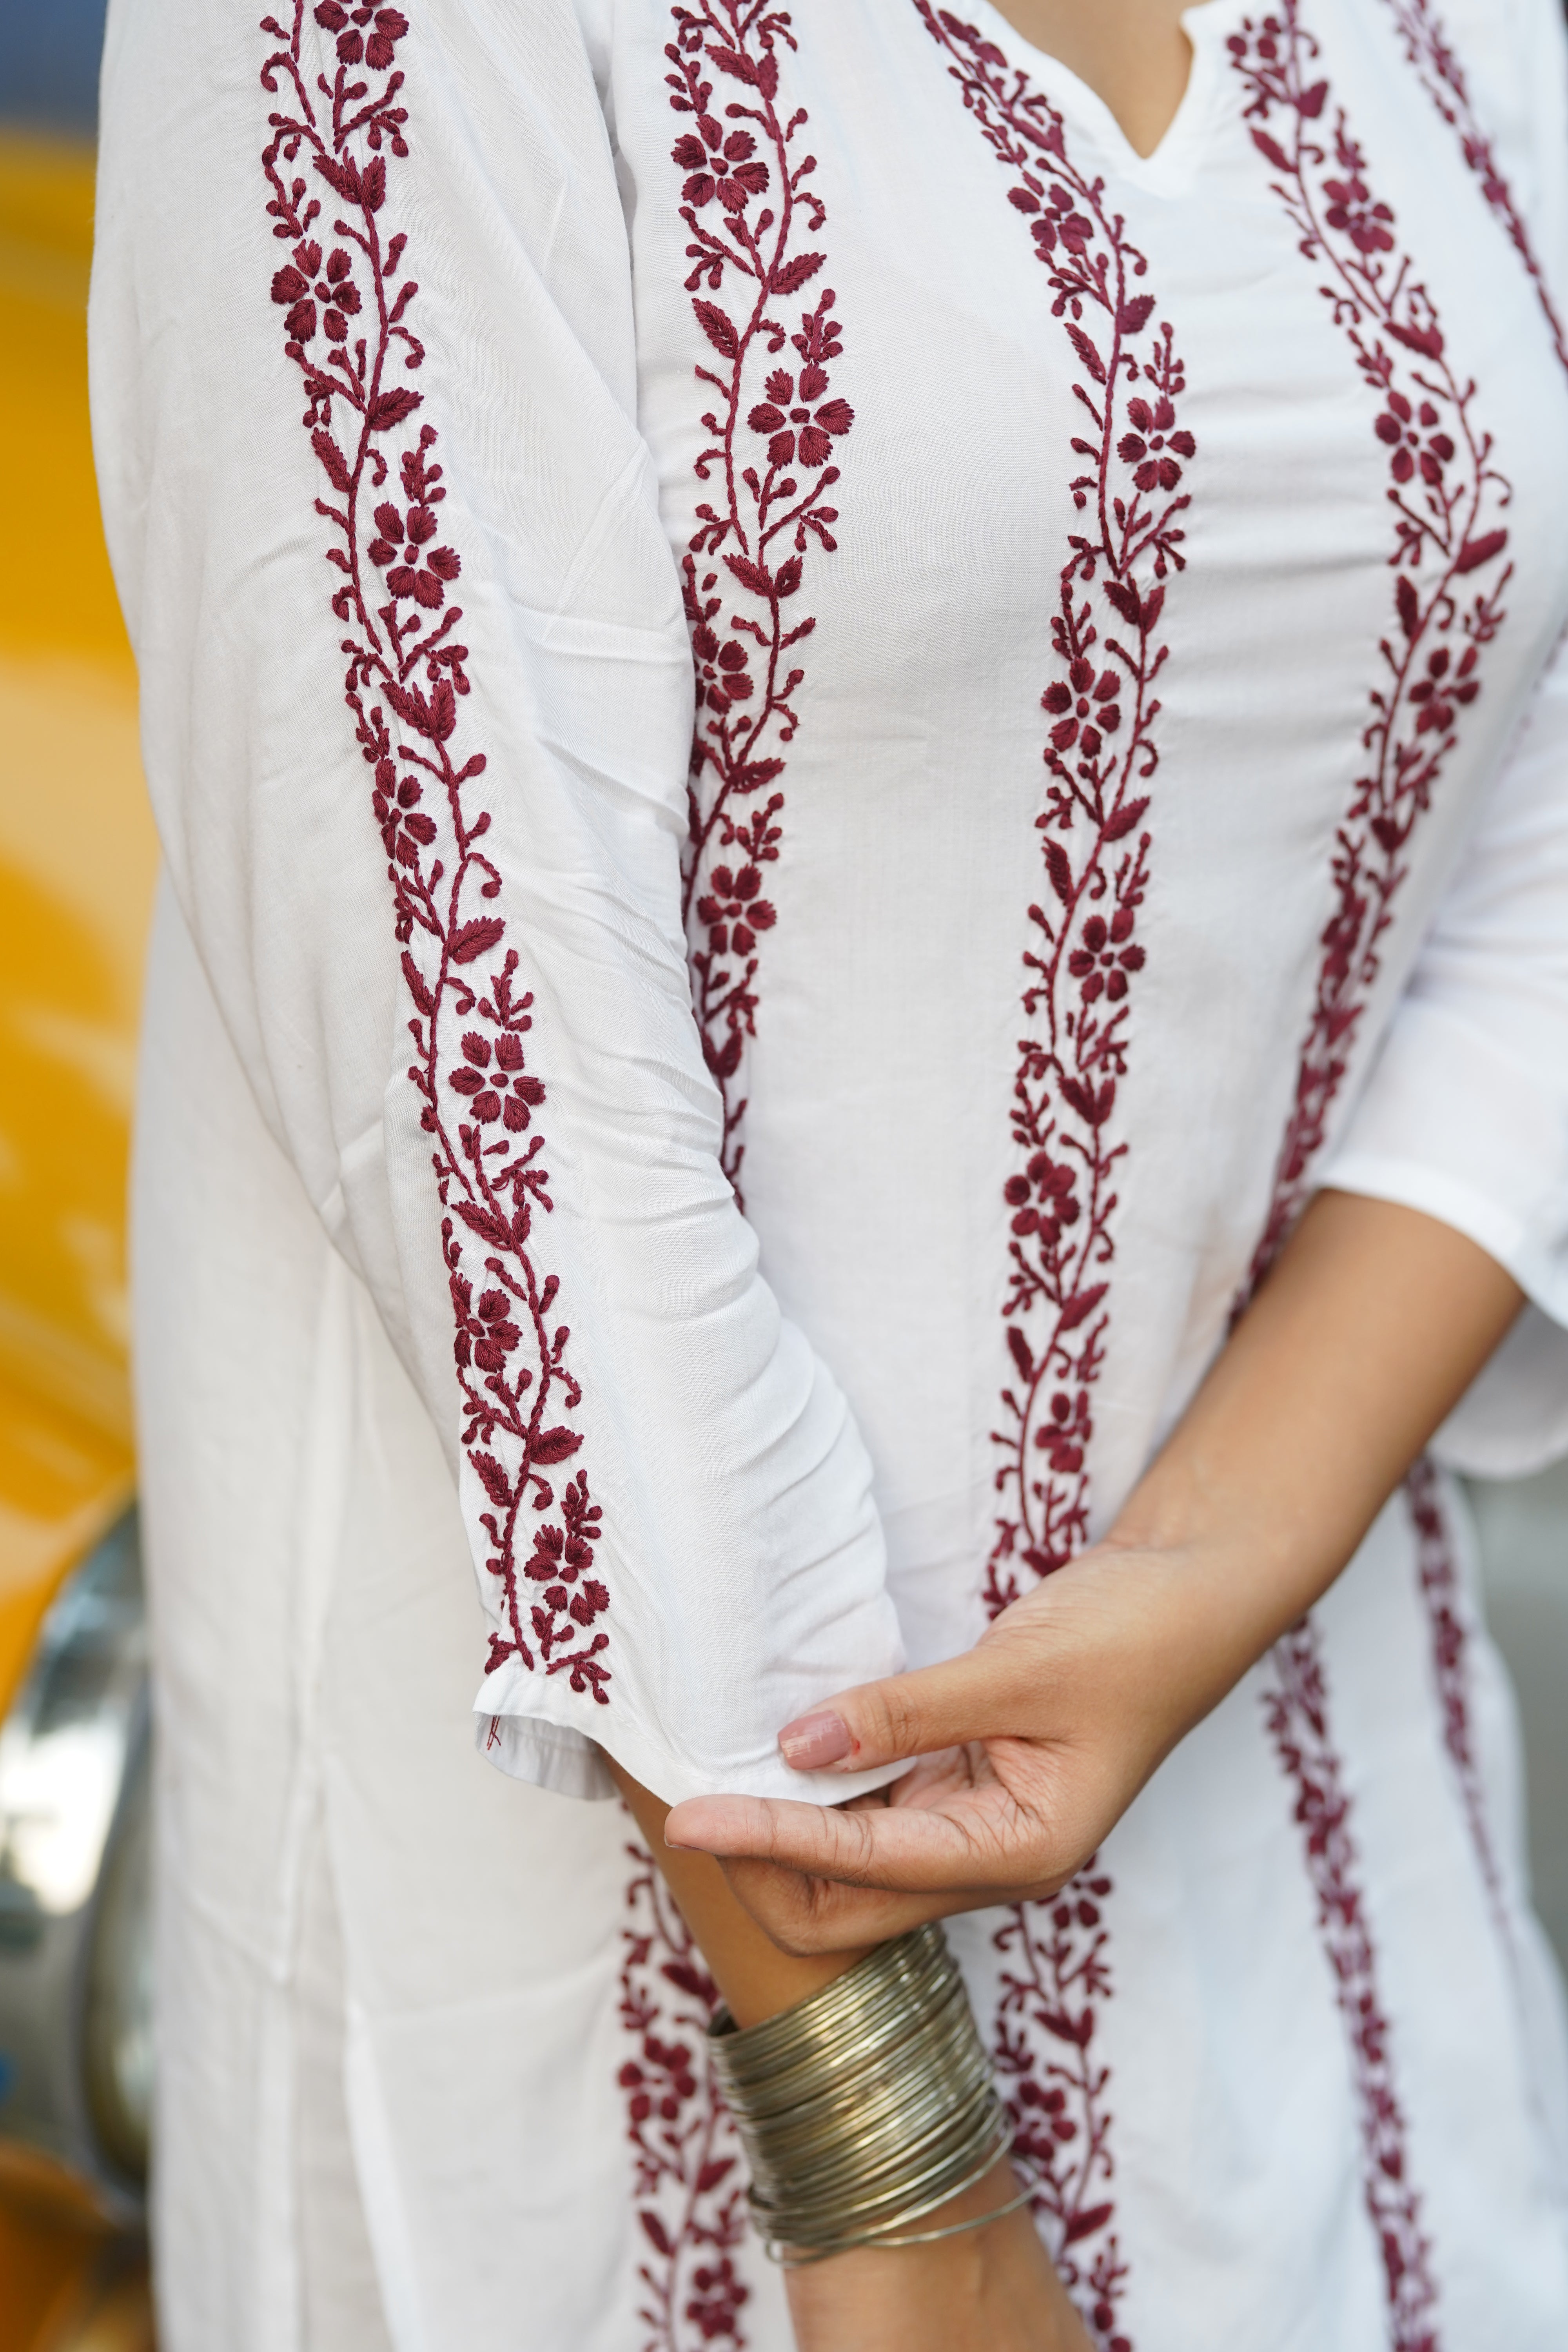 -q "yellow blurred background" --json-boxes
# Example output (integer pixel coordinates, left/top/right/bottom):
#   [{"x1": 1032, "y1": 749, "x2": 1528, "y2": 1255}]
[{"x1": 0, "y1": 122, "x2": 157, "y2": 2352}]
